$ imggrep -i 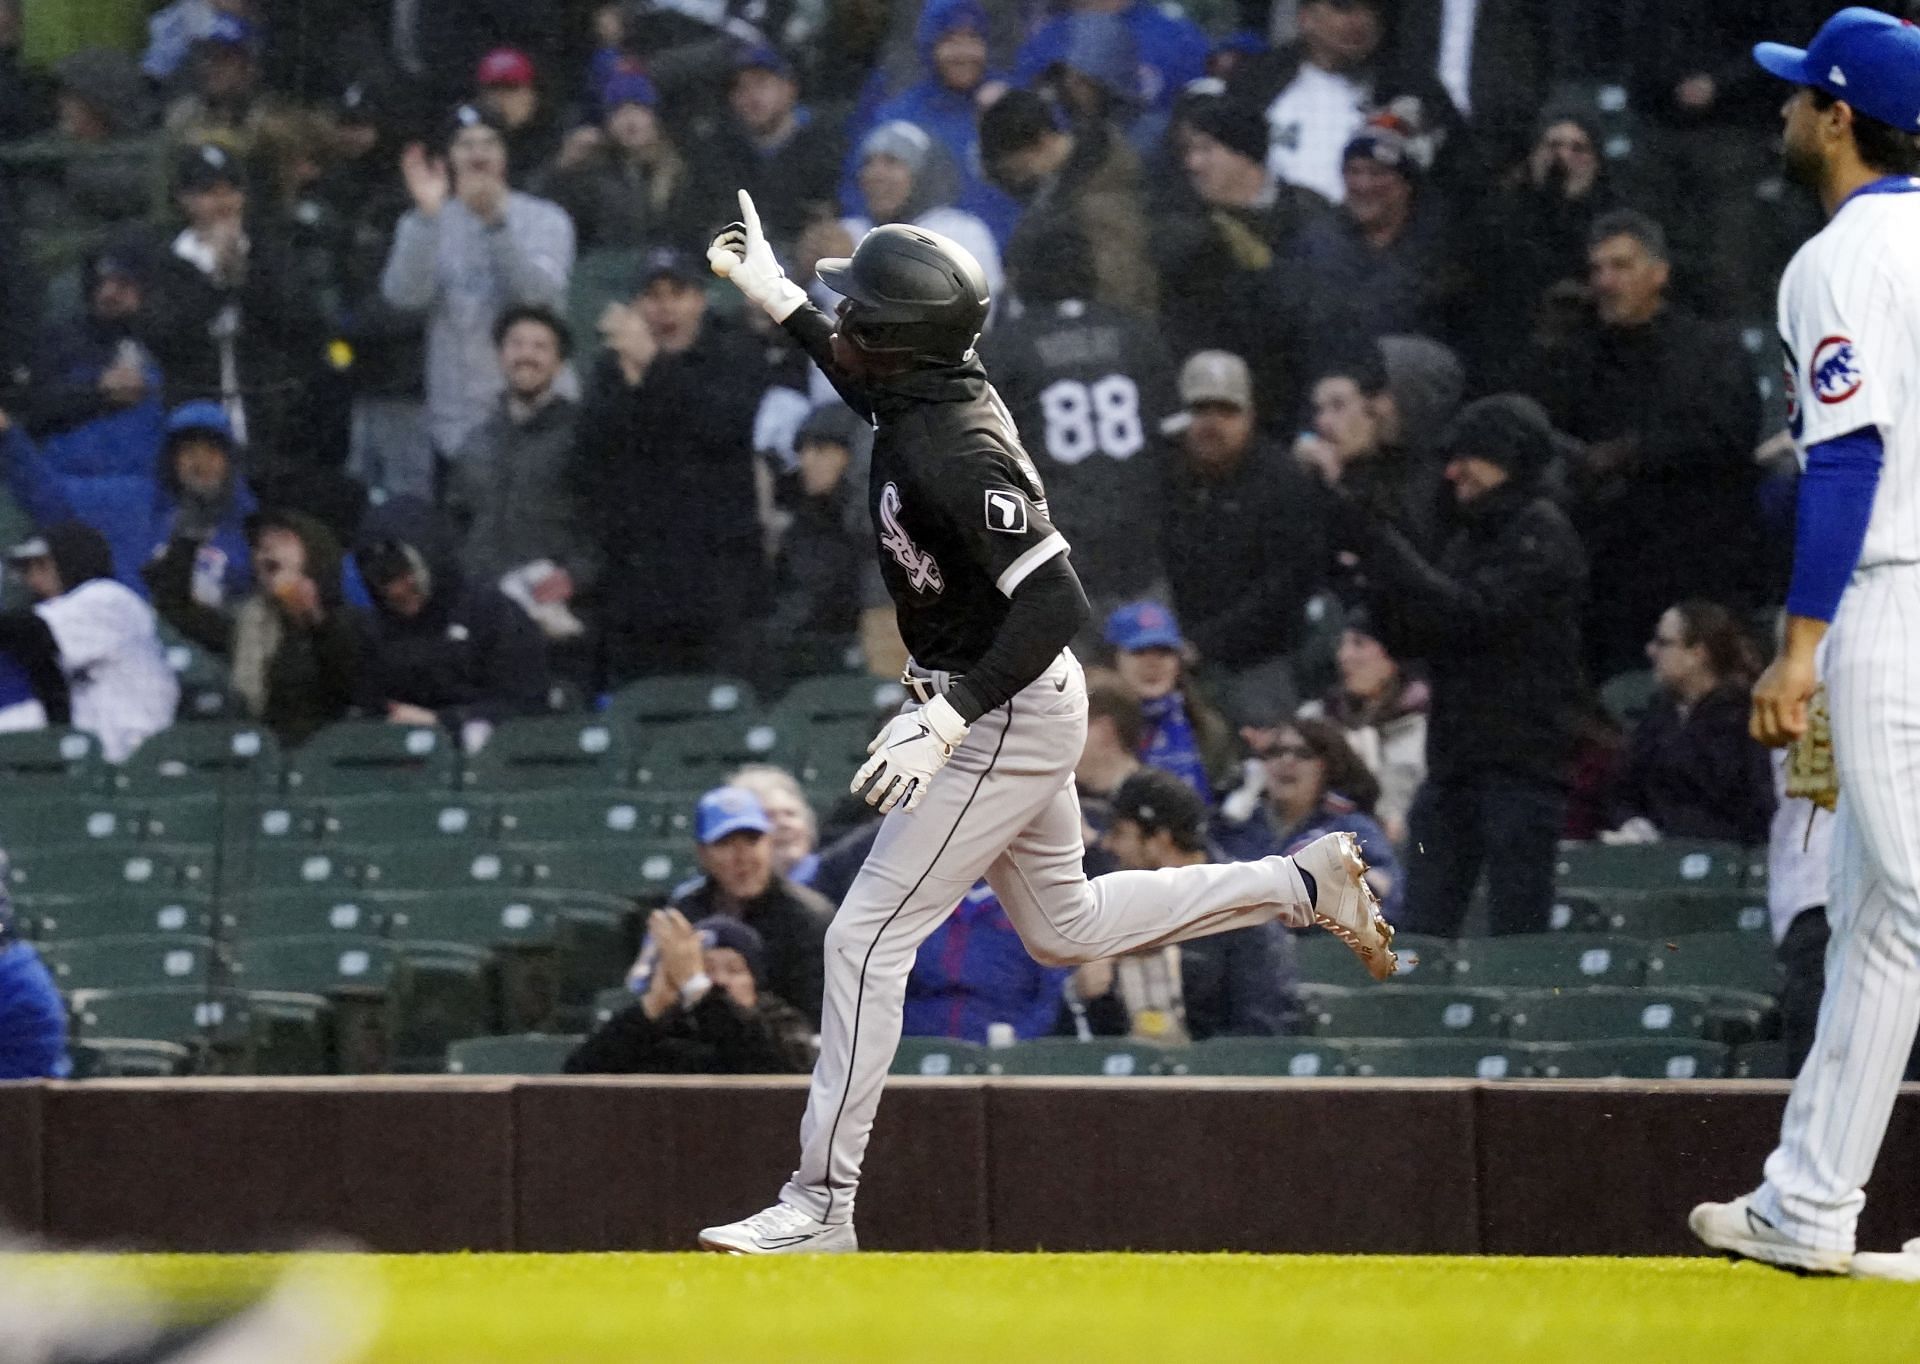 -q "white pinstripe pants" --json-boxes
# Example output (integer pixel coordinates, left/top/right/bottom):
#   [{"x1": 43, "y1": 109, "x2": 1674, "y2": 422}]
[
  {"x1": 1755, "y1": 567, "x2": 1920, "y2": 1251},
  {"x1": 778, "y1": 651, "x2": 1317, "y2": 1224}
]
